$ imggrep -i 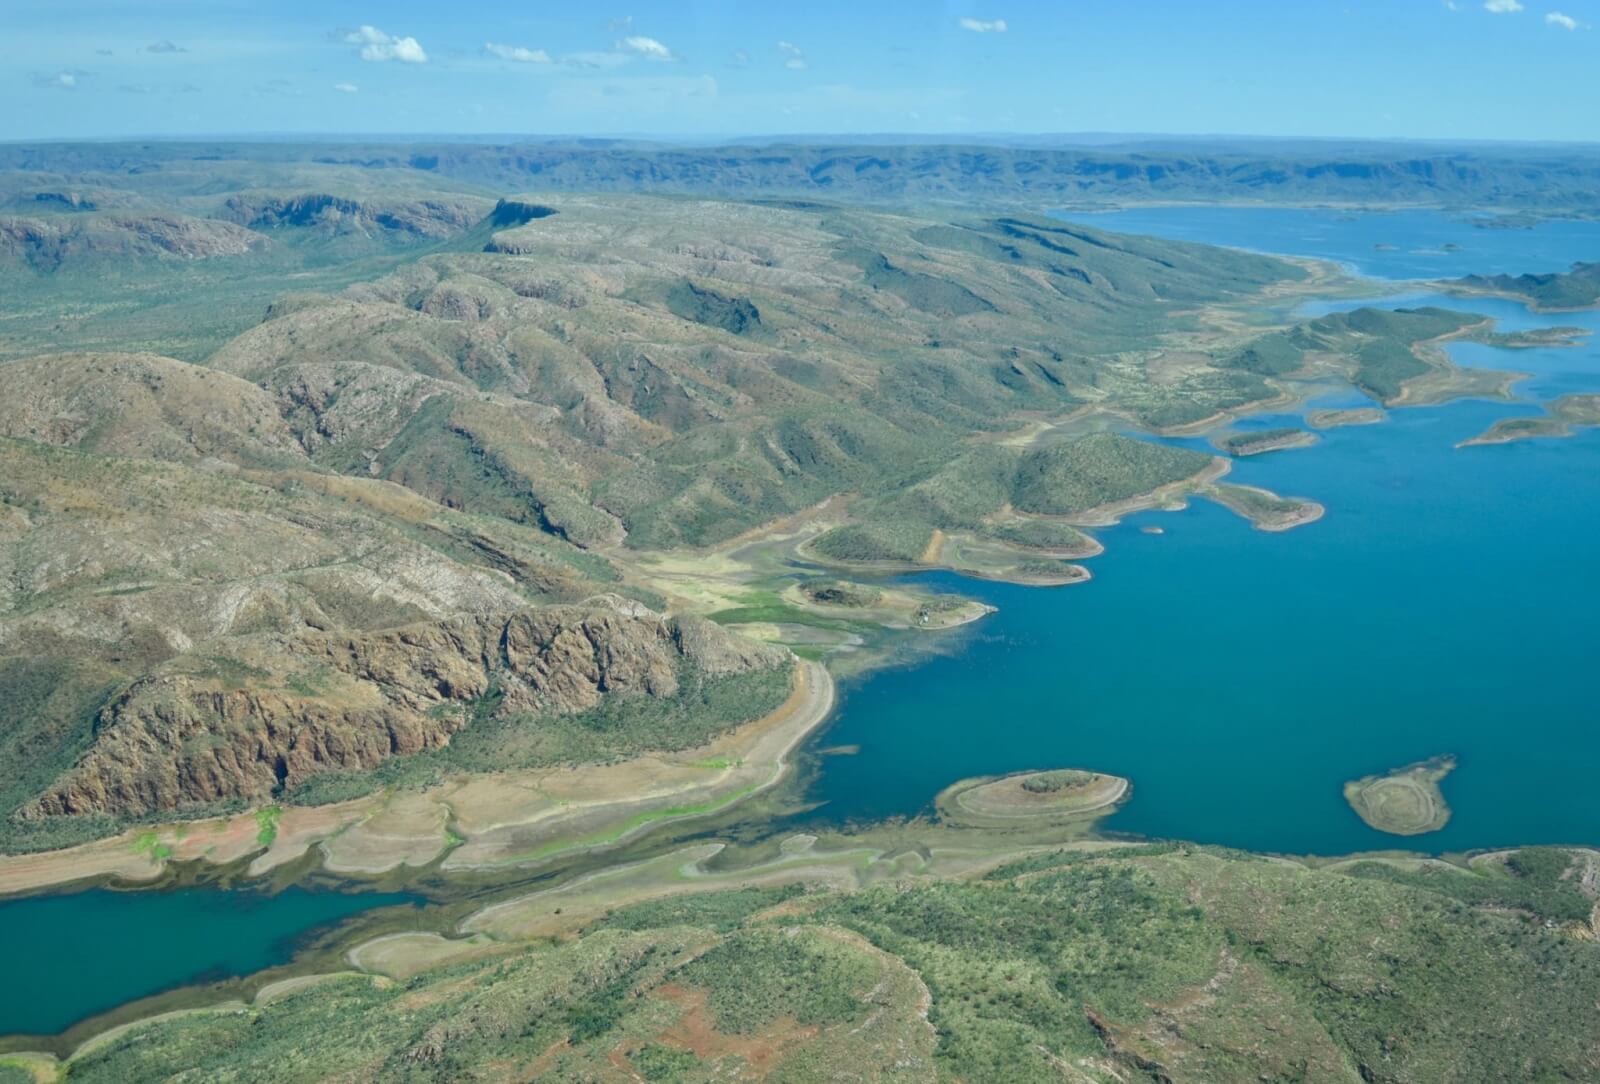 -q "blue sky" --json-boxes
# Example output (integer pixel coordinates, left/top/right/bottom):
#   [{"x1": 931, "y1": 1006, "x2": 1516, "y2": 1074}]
[{"x1": 5, "y1": 0, "x2": 1596, "y2": 143}]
